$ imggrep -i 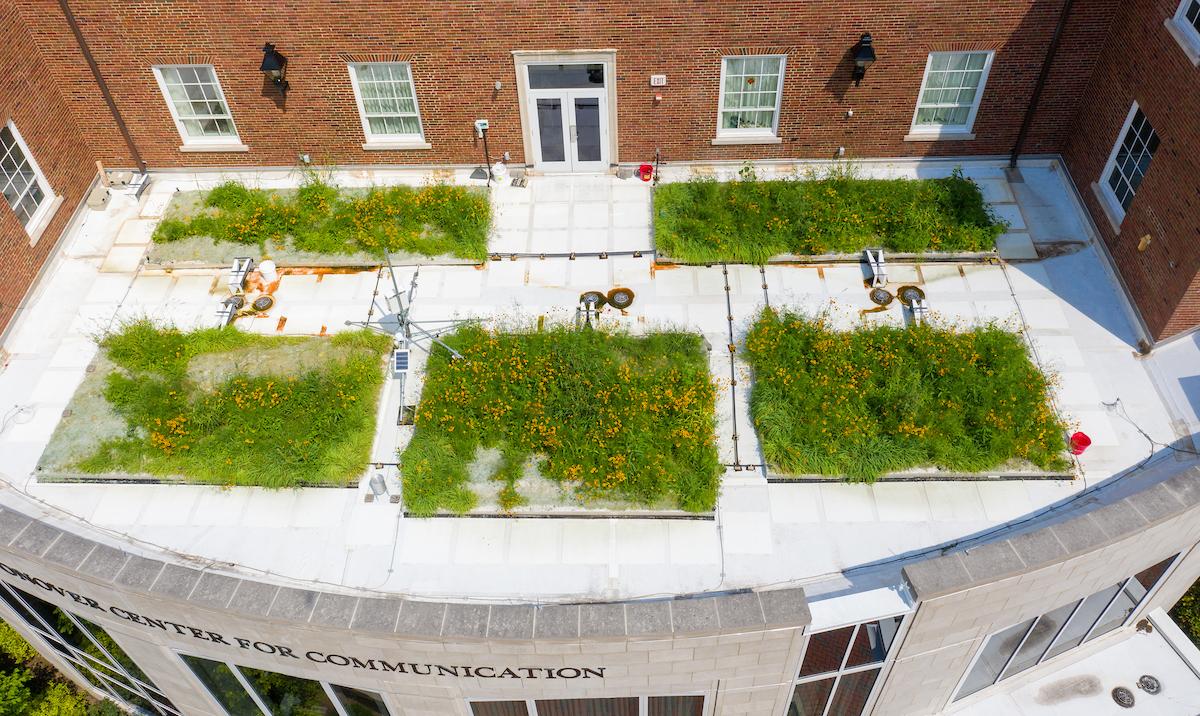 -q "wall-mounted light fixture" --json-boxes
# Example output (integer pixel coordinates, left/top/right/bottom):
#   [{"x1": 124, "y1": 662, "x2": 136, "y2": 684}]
[
  {"x1": 852, "y1": 33, "x2": 876, "y2": 86},
  {"x1": 260, "y1": 43, "x2": 289, "y2": 96}
]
